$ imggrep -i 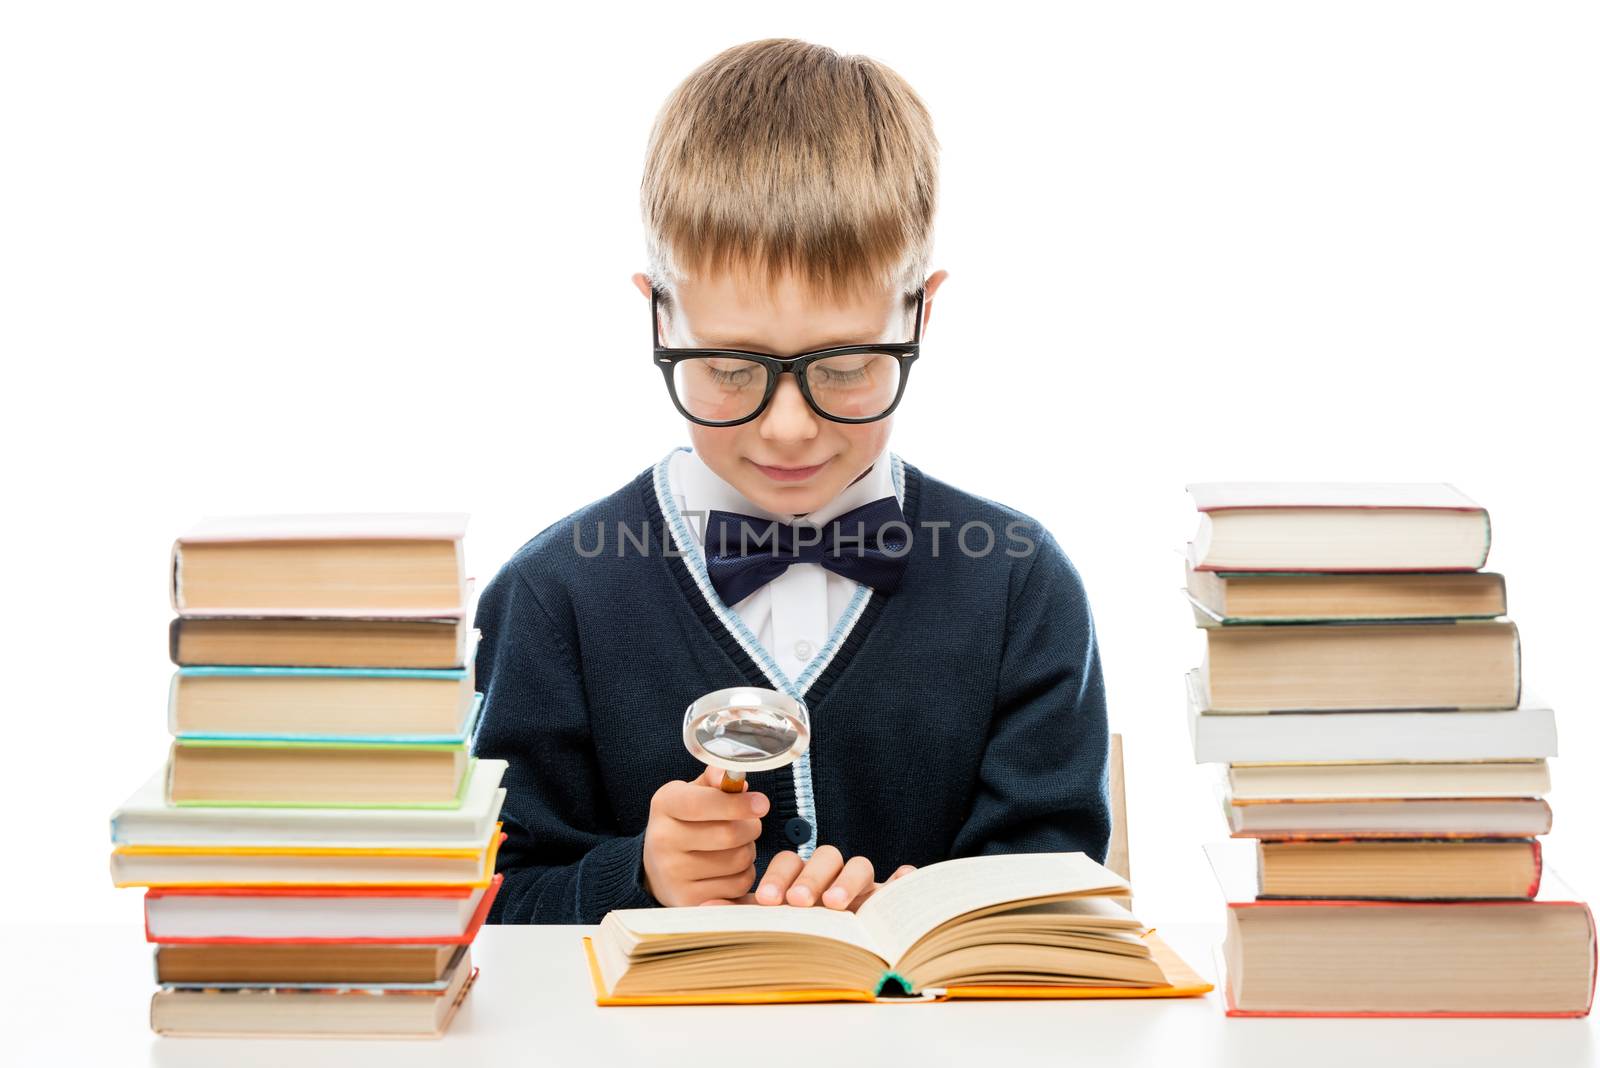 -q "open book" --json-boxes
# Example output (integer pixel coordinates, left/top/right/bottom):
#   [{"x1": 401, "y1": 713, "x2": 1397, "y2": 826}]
[{"x1": 585, "y1": 852, "x2": 1210, "y2": 1004}]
